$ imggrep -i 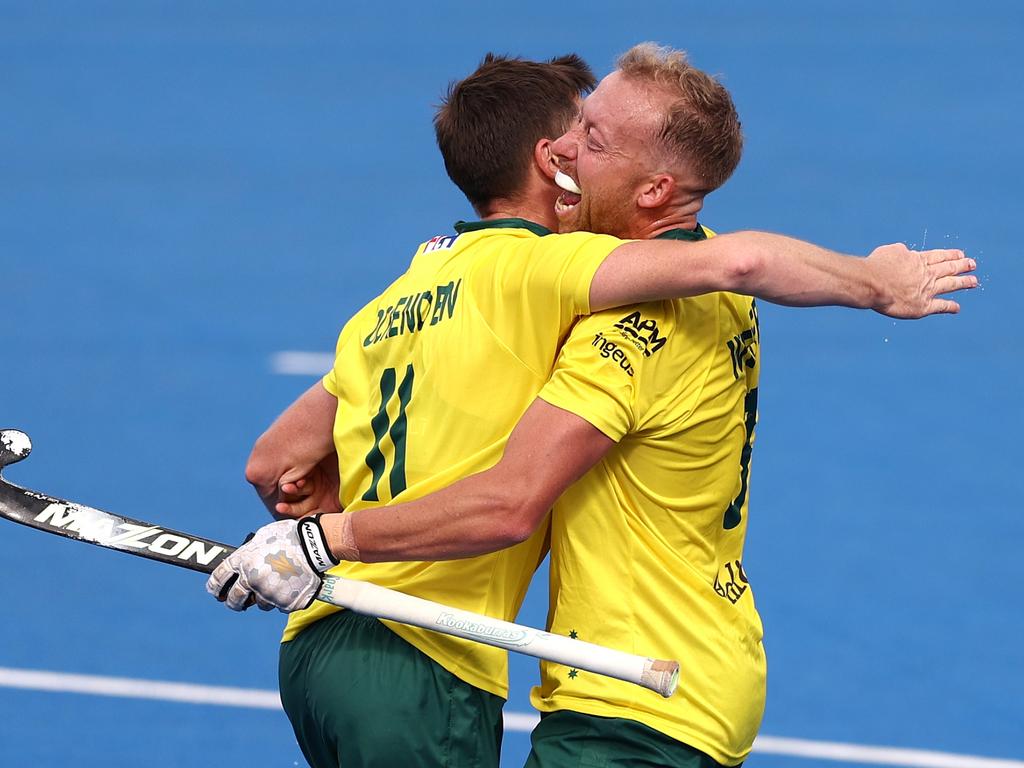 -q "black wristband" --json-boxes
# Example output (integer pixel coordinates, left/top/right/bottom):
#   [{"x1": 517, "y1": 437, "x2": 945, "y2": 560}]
[{"x1": 297, "y1": 514, "x2": 340, "y2": 573}]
